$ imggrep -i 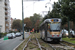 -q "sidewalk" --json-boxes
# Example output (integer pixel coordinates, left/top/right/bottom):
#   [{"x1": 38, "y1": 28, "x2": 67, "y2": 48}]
[
  {"x1": 0, "y1": 38, "x2": 3, "y2": 40},
  {"x1": 0, "y1": 38, "x2": 4, "y2": 43}
]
